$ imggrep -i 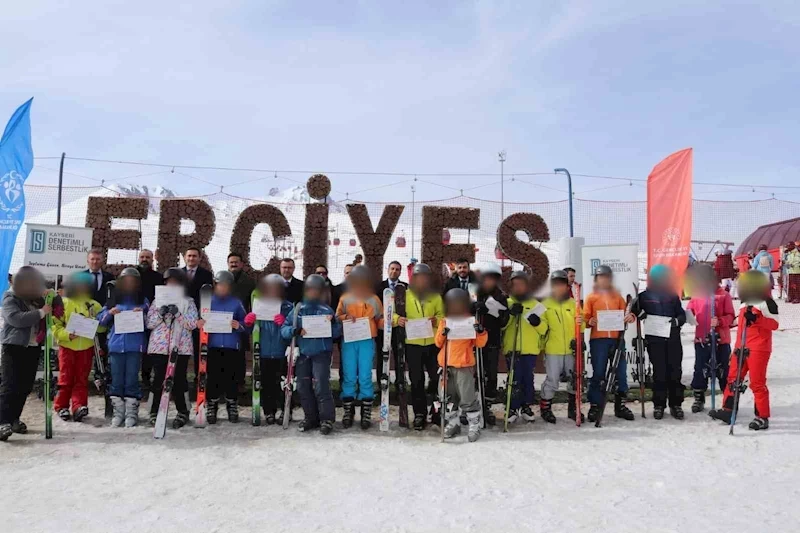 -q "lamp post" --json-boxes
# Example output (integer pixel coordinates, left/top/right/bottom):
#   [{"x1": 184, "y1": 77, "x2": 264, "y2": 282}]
[
  {"x1": 410, "y1": 184, "x2": 416, "y2": 260},
  {"x1": 554, "y1": 167, "x2": 574, "y2": 237},
  {"x1": 499, "y1": 151, "x2": 506, "y2": 222}
]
